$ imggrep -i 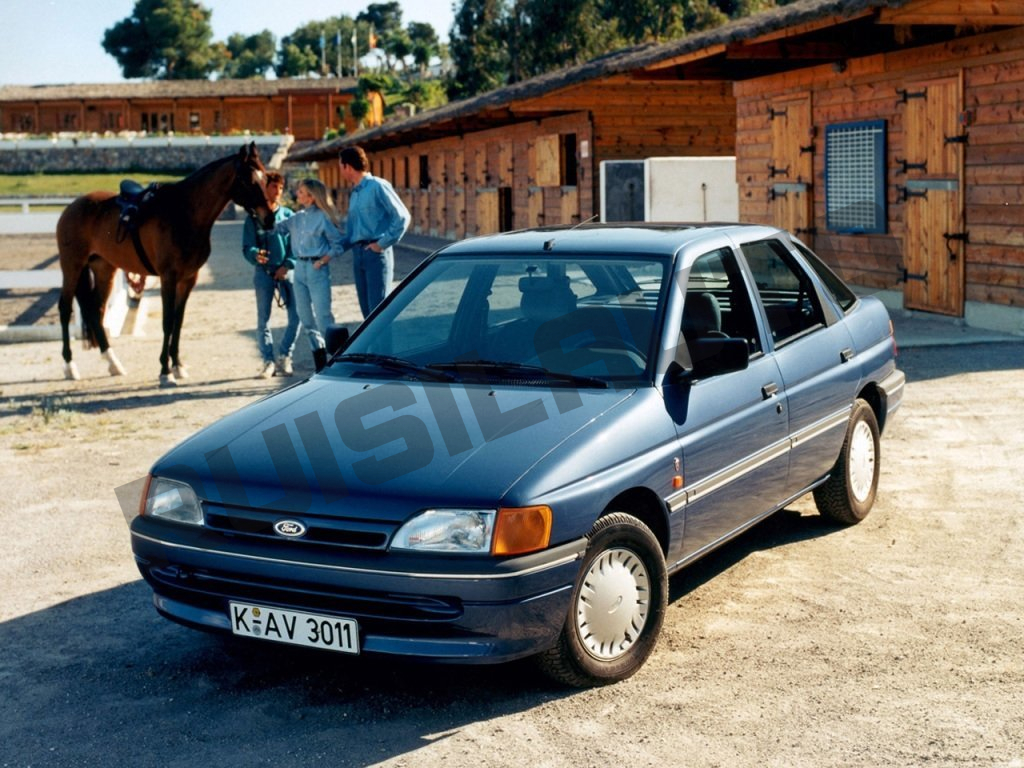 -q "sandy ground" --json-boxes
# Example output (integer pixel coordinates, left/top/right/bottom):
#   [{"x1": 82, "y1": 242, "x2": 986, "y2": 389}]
[{"x1": 0, "y1": 222, "x2": 1022, "y2": 768}]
